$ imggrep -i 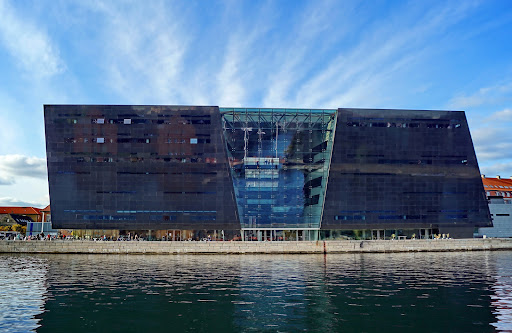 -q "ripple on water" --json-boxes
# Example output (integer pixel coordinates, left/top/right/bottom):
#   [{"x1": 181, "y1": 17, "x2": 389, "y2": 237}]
[{"x1": 0, "y1": 252, "x2": 511, "y2": 332}]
